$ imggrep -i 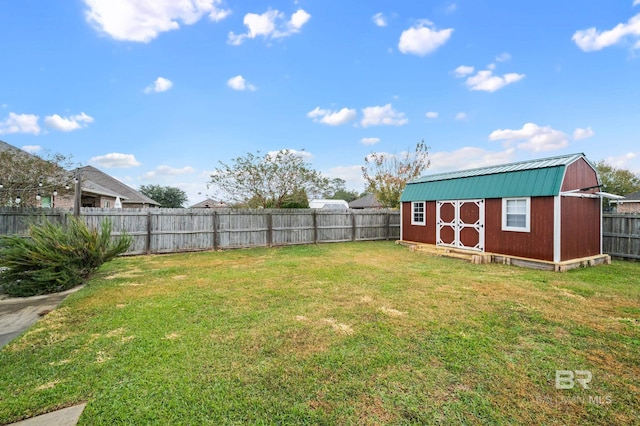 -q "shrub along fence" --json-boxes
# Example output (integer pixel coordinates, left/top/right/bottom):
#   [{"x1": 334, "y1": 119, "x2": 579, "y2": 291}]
[
  {"x1": 0, "y1": 208, "x2": 401, "y2": 255},
  {"x1": 602, "y1": 213, "x2": 640, "y2": 260}
]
